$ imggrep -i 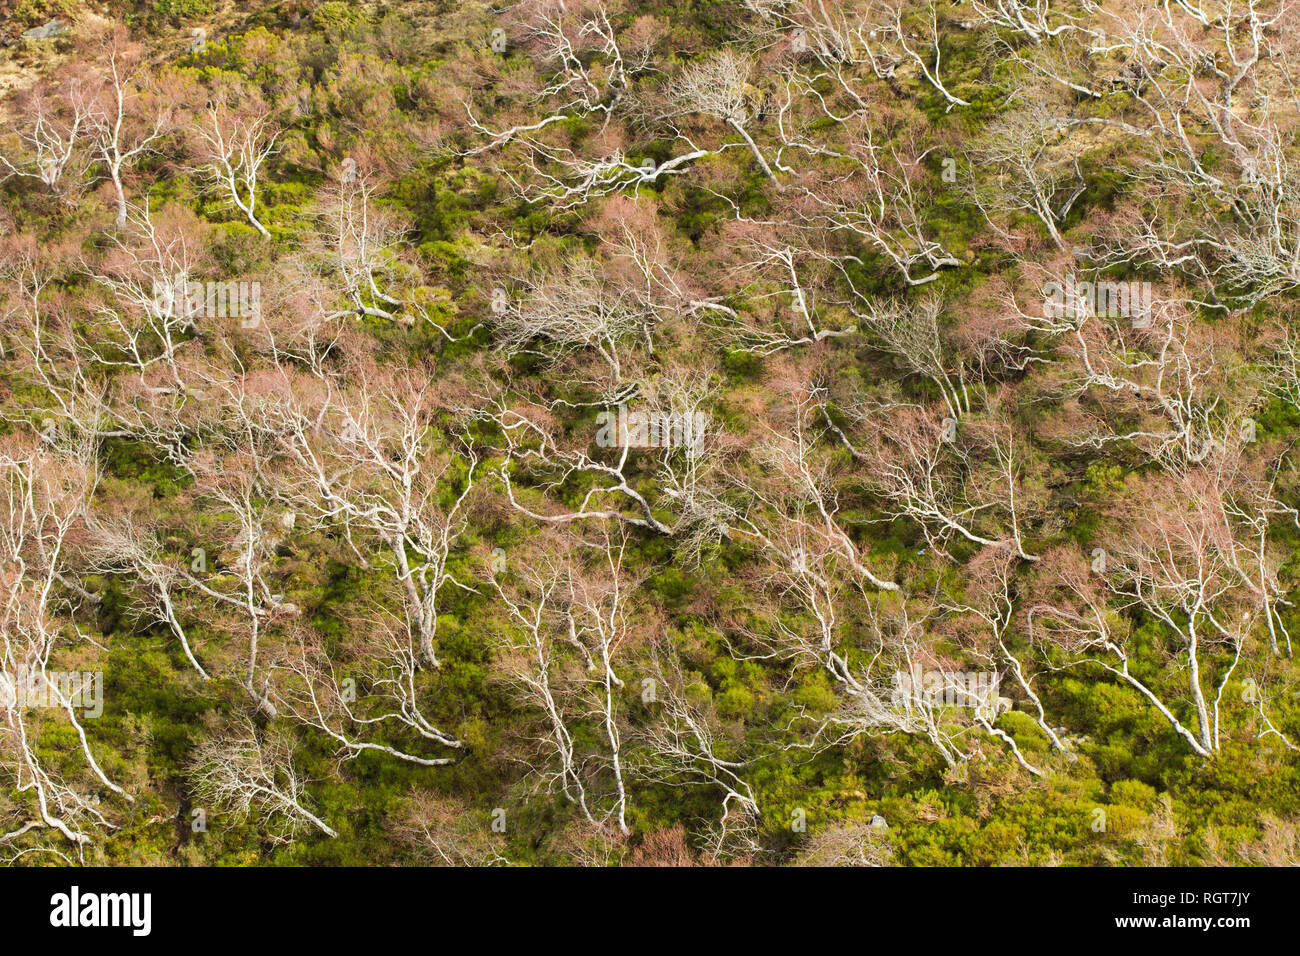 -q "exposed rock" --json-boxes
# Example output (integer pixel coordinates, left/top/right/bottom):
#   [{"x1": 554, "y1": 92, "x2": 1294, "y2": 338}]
[{"x1": 23, "y1": 19, "x2": 68, "y2": 40}]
